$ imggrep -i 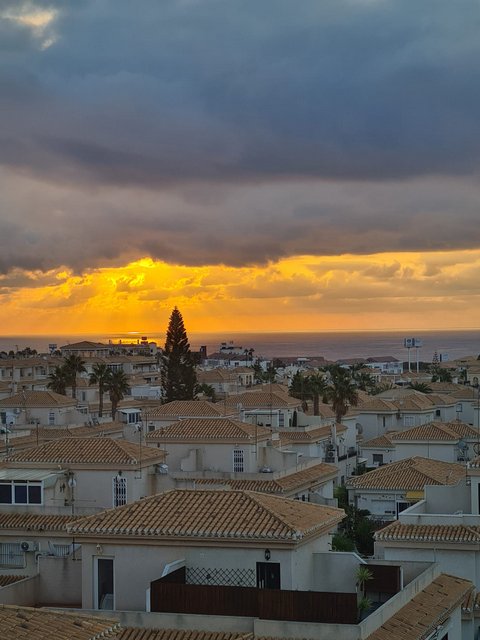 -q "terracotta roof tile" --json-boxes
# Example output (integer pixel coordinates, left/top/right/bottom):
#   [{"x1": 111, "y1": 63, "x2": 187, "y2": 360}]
[
  {"x1": 6, "y1": 438, "x2": 164, "y2": 466},
  {"x1": 222, "y1": 391, "x2": 301, "y2": 409},
  {"x1": 118, "y1": 630, "x2": 251, "y2": 640},
  {"x1": 366, "y1": 574, "x2": 473, "y2": 640},
  {"x1": 69, "y1": 489, "x2": 345, "y2": 541},
  {"x1": 0, "y1": 575, "x2": 28, "y2": 587},
  {"x1": 0, "y1": 604, "x2": 120, "y2": 640},
  {"x1": 278, "y1": 425, "x2": 346, "y2": 445},
  {"x1": 0, "y1": 423, "x2": 124, "y2": 455},
  {"x1": 147, "y1": 401, "x2": 228, "y2": 418},
  {"x1": 361, "y1": 433, "x2": 396, "y2": 448},
  {"x1": 146, "y1": 418, "x2": 272, "y2": 442},
  {"x1": 186, "y1": 463, "x2": 338, "y2": 495},
  {"x1": 0, "y1": 390, "x2": 77, "y2": 408},
  {"x1": 347, "y1": 457, "x2": 465, "y2": 491},
  {"x1": 0, "y1": 512, "x2": 78, "y2": 532},
  {"x1": 391, "y1": 421, "x2": 478, "y2": 442},
  {"x1": 376, "y1": 522, "x2": 480, "y2": 543}
]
